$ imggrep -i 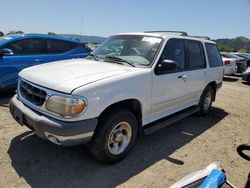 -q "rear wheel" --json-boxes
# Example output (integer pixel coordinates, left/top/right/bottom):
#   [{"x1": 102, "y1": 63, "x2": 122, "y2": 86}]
[
  {"x1": 89, "y1": 108, "x2": 138, "y2": 164},
  {"x1": 198, "y1": 86, "x2": 214, "y2": 116}
]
